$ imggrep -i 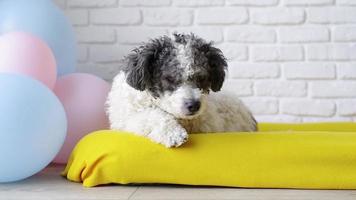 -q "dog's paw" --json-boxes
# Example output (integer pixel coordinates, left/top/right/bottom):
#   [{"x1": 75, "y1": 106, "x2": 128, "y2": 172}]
[
  {"x1": 150, "y1": 125, "x2": 188, "y2": 148},
  {"x1": 164, "y1": 125, "x2": 189, "y2": 147}
]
